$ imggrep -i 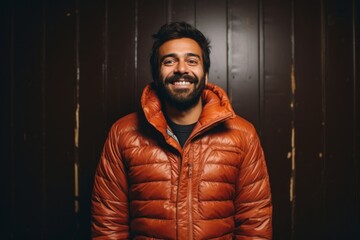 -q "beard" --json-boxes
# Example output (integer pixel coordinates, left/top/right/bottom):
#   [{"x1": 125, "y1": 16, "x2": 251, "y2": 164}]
[{"x1": 156, "y1": 73, "x2": 206, "y2": 111}]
